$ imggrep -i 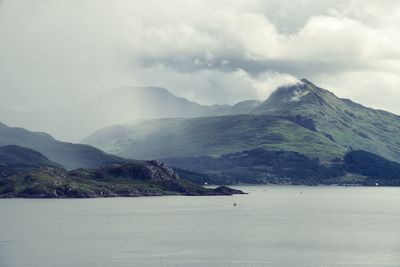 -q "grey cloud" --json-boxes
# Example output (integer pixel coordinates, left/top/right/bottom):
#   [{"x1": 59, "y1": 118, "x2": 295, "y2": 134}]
[
  {"x1": 1, "y1": 0, "x2": 400, "y2": 141},
  {"x1": 133, "y1": 54, "x2": 369, "y2": 78}
]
